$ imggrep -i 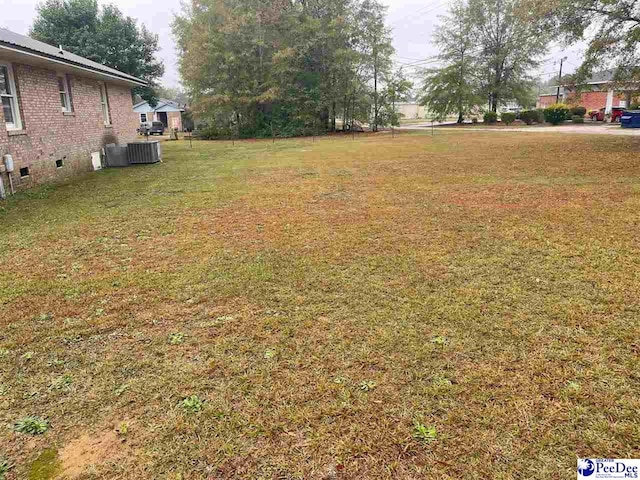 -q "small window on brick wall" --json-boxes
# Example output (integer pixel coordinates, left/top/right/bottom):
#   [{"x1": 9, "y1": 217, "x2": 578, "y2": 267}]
[
  {"x1": 56, "y1": 159, "x2": 64, "y2": 168},
  {"x1": 19, "y1": 167, "x2": 29, "y2": 178},
  {"x1": 58, "y1": 74, "x2": 72, "y2": 112}
]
